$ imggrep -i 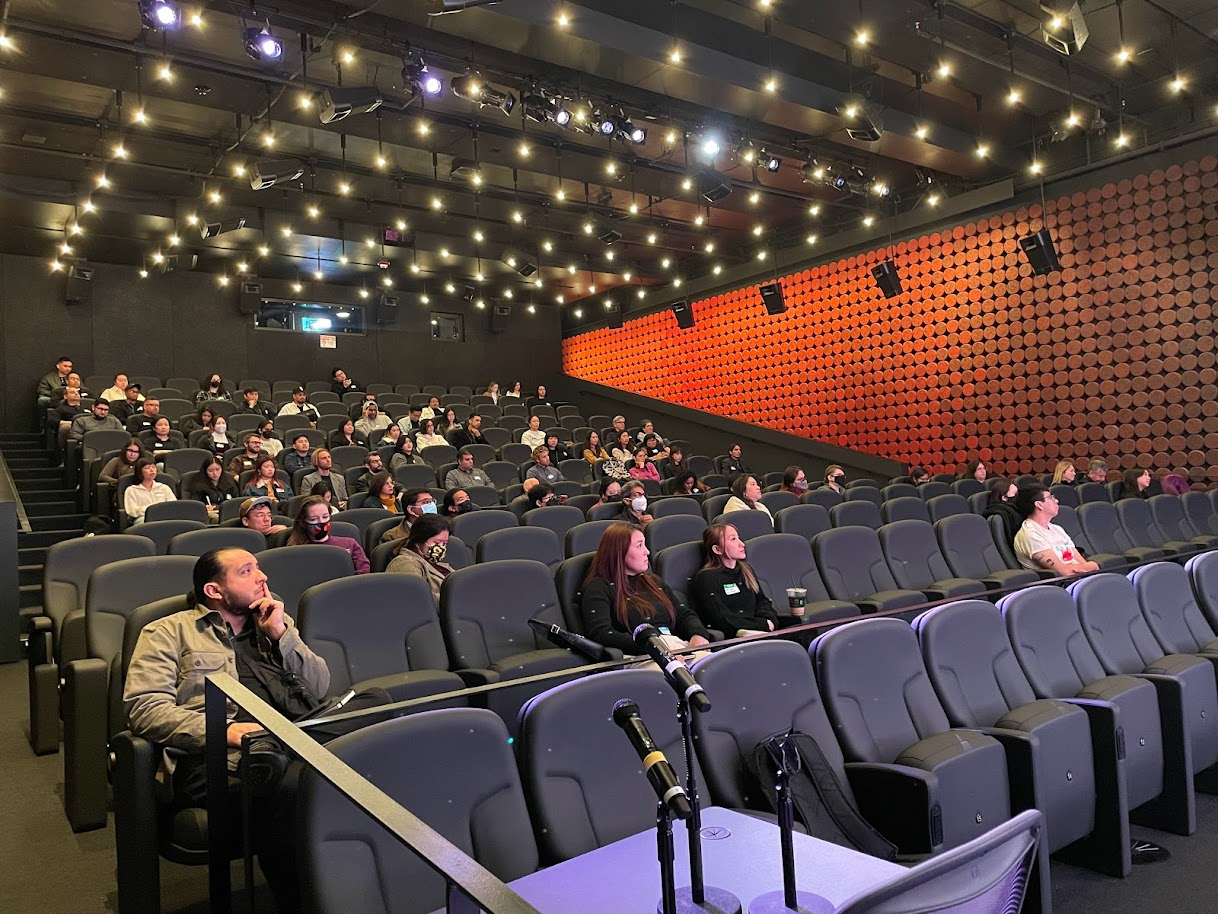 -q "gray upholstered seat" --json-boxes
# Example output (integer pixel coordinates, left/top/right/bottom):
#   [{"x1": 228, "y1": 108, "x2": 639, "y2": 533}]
[
  {"x1": 166, "y1": 526, "x2": 267, "y2": 556},
  {"x1": 951, "y1": 478, "x2": 984, "y2": 498},
  {"x1": 739, "y1": 533, "x2": 858, "y2": 624},
  {"x1": 800, "y1": 489, "x2": 842, "y2": 510},
  {"x1": 1183, "y1": 491, "x2": 1218, "y2": 538},
  {"x1": 843, "y1": 485, "x2": 882, "y2": 507},
  {"x1": 1152, "y1": 494, "x2": 1218, "y2": 548},
  {"x1": 712, "y1": 509, "x2": 774, "y2": 541},
  {"x1": 127, "y1": 519, "x2": 208, "y2": 554},
  {"x1": 300, "y1": 708, "x2": 539, "y2": 914},
  {"x1": 913, "y1": 601, "x2": 1120, "y2": 871},
  {"x1": 1050, "y1": 485, "x2": 1080, "y2": 508},
  {"x1": 143, "y1": 500, "x2": 211, "y2": 524},
  {"x1": 564, "y1": 520, "x2": 616, "y2": 558},
  {"x1": 701, "y1": 493, "x2": 732, "y2": 522},
  {"x1": 1187, "y1": 550, "x2": 1218, "y2": 631},
  {"x1": 330, "y1": 507, "x2": 394, "y2": 545},
  {"x1": 255, "y1": 544, "x2": 355, "y2": 618},
  {"x1": 1130, "y1": 561, "x2": 1218, "y2": 658},
  {"x1": 554, "y1": 553, "x2": 596, "y2": 637},
  {"x1": 651, "y1": 496, "x2": 703, "y2": 519},
  {"x1": 518, "y1": 669, "x2": 698, "y2": 863},
  {"x1": 297, "y1": 575, "x2": 466, "y2": 702},
  {"x1": 998, "y1": 586, "x2": 1177, "y2": 837},
  {"x1": 811, "y1": 526, "x2": 927, "y2": 615},
  {"x1": 880, "y1": 496, "x2": 930, "y2": 525},
  {"x1": 880, "y1": 483, "x2": 918, "y2": 501},
  {"x1": 773, "y1": 503, "x2": 832, "y2": 543},
  {"x1": 1116, "y1": 499, "x2": 1205, "y2": 558},
  {"x1": 926, "y1": 494, "x2": 971, "y2": 523},
  {"x1": 933, "y1": 514, "x2": 1042, "y2": 592},
  {"x1": 813, "y1": 618, "x2": 1013, "y2": 852},
  {"x1": 1078, "y1": 502, "x2": 1167, "y2": 564},
  {"x1": 450, "y1": 509, "x2": 518, "y2": 547},
  {"x1": 878, "y1": 520, "x2": 987, "y2": 601},
  {"x1": 522, "y1": 504, "x2": 585, "y2": 545},
  {"x1": 758, "y1": 491, "x2": 798, "y2": 515},
  {"x1": 917, "y1": 481, "x2": 952, "y2": 501},
  {"x1": 829, "y1": 500, "x2": 882, "y2": 530},
  {"x1": 653, "y1": 542, "x2": 705, "y2": 612},
  {"x1": 1052, "y1": 505, "x2": 1128, "y2": 571},
  {"x1": 644, "y1": 514, "x2": 709, "y2": 553},
  {"x1": 476, "y1": 526, "x2": 563, "y2": 570}
]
